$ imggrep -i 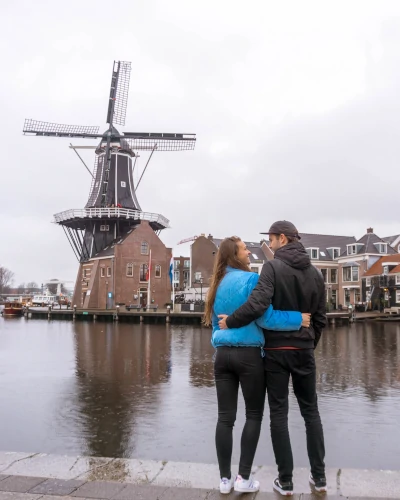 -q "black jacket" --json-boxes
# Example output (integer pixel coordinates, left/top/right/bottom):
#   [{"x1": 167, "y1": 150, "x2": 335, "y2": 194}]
[{"x1": 226, "y1": 242, "x2": 326, "y2": 349}]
